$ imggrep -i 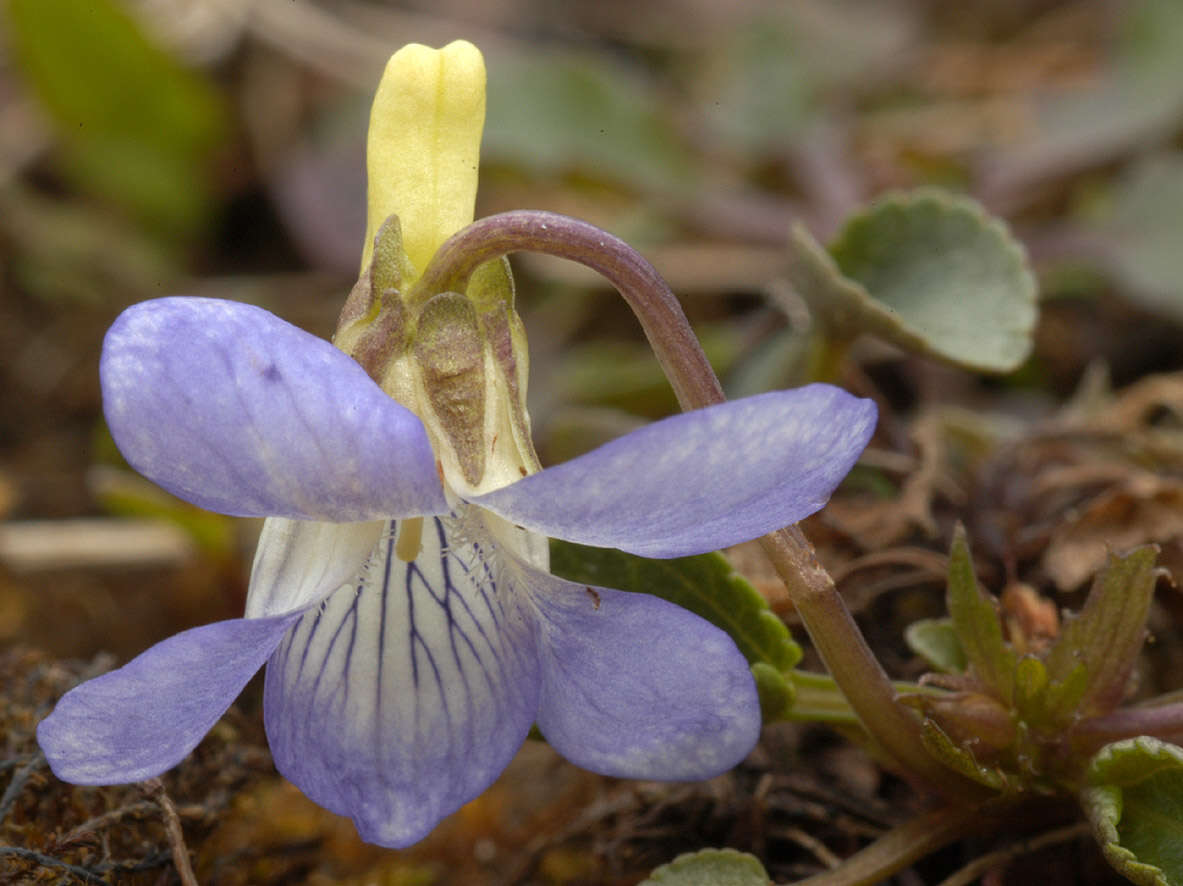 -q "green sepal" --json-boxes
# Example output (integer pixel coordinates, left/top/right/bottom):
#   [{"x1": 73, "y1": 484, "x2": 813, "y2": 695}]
[
  {"x1": 945, "y1": 526, "x2": 1016, "y2": 704},
  {"x1": 413, "y1": 292, "x2": 487, "y2": 487},
  {"x1": 370, "y1": 214, "x2": 416, "y2": 299},
  {"x1": 1044, "y1": 546, "x2": 1160, "y2": 719},
  {"x1": 786, "y1": 189, "x2": 1038, "y2": 374},
  {"x1": 904, "y1": 617, "x2": 968, "y2": 674},
  {"x1": 919, "y1": 719, "x2": 1008, "y2": 791},
  {"x1": 549, "y1": 540, "x2": 802, "y2": 721},
  {"x1": 1013, "y1": 655, "x2": 1050, "y2": 723},
  {"x1": 639, "y1": 848, "x2": 770, "y2": 886},
  {"x1": 1082, "y1": 736, "x2": 1183, "y2": 886}
]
